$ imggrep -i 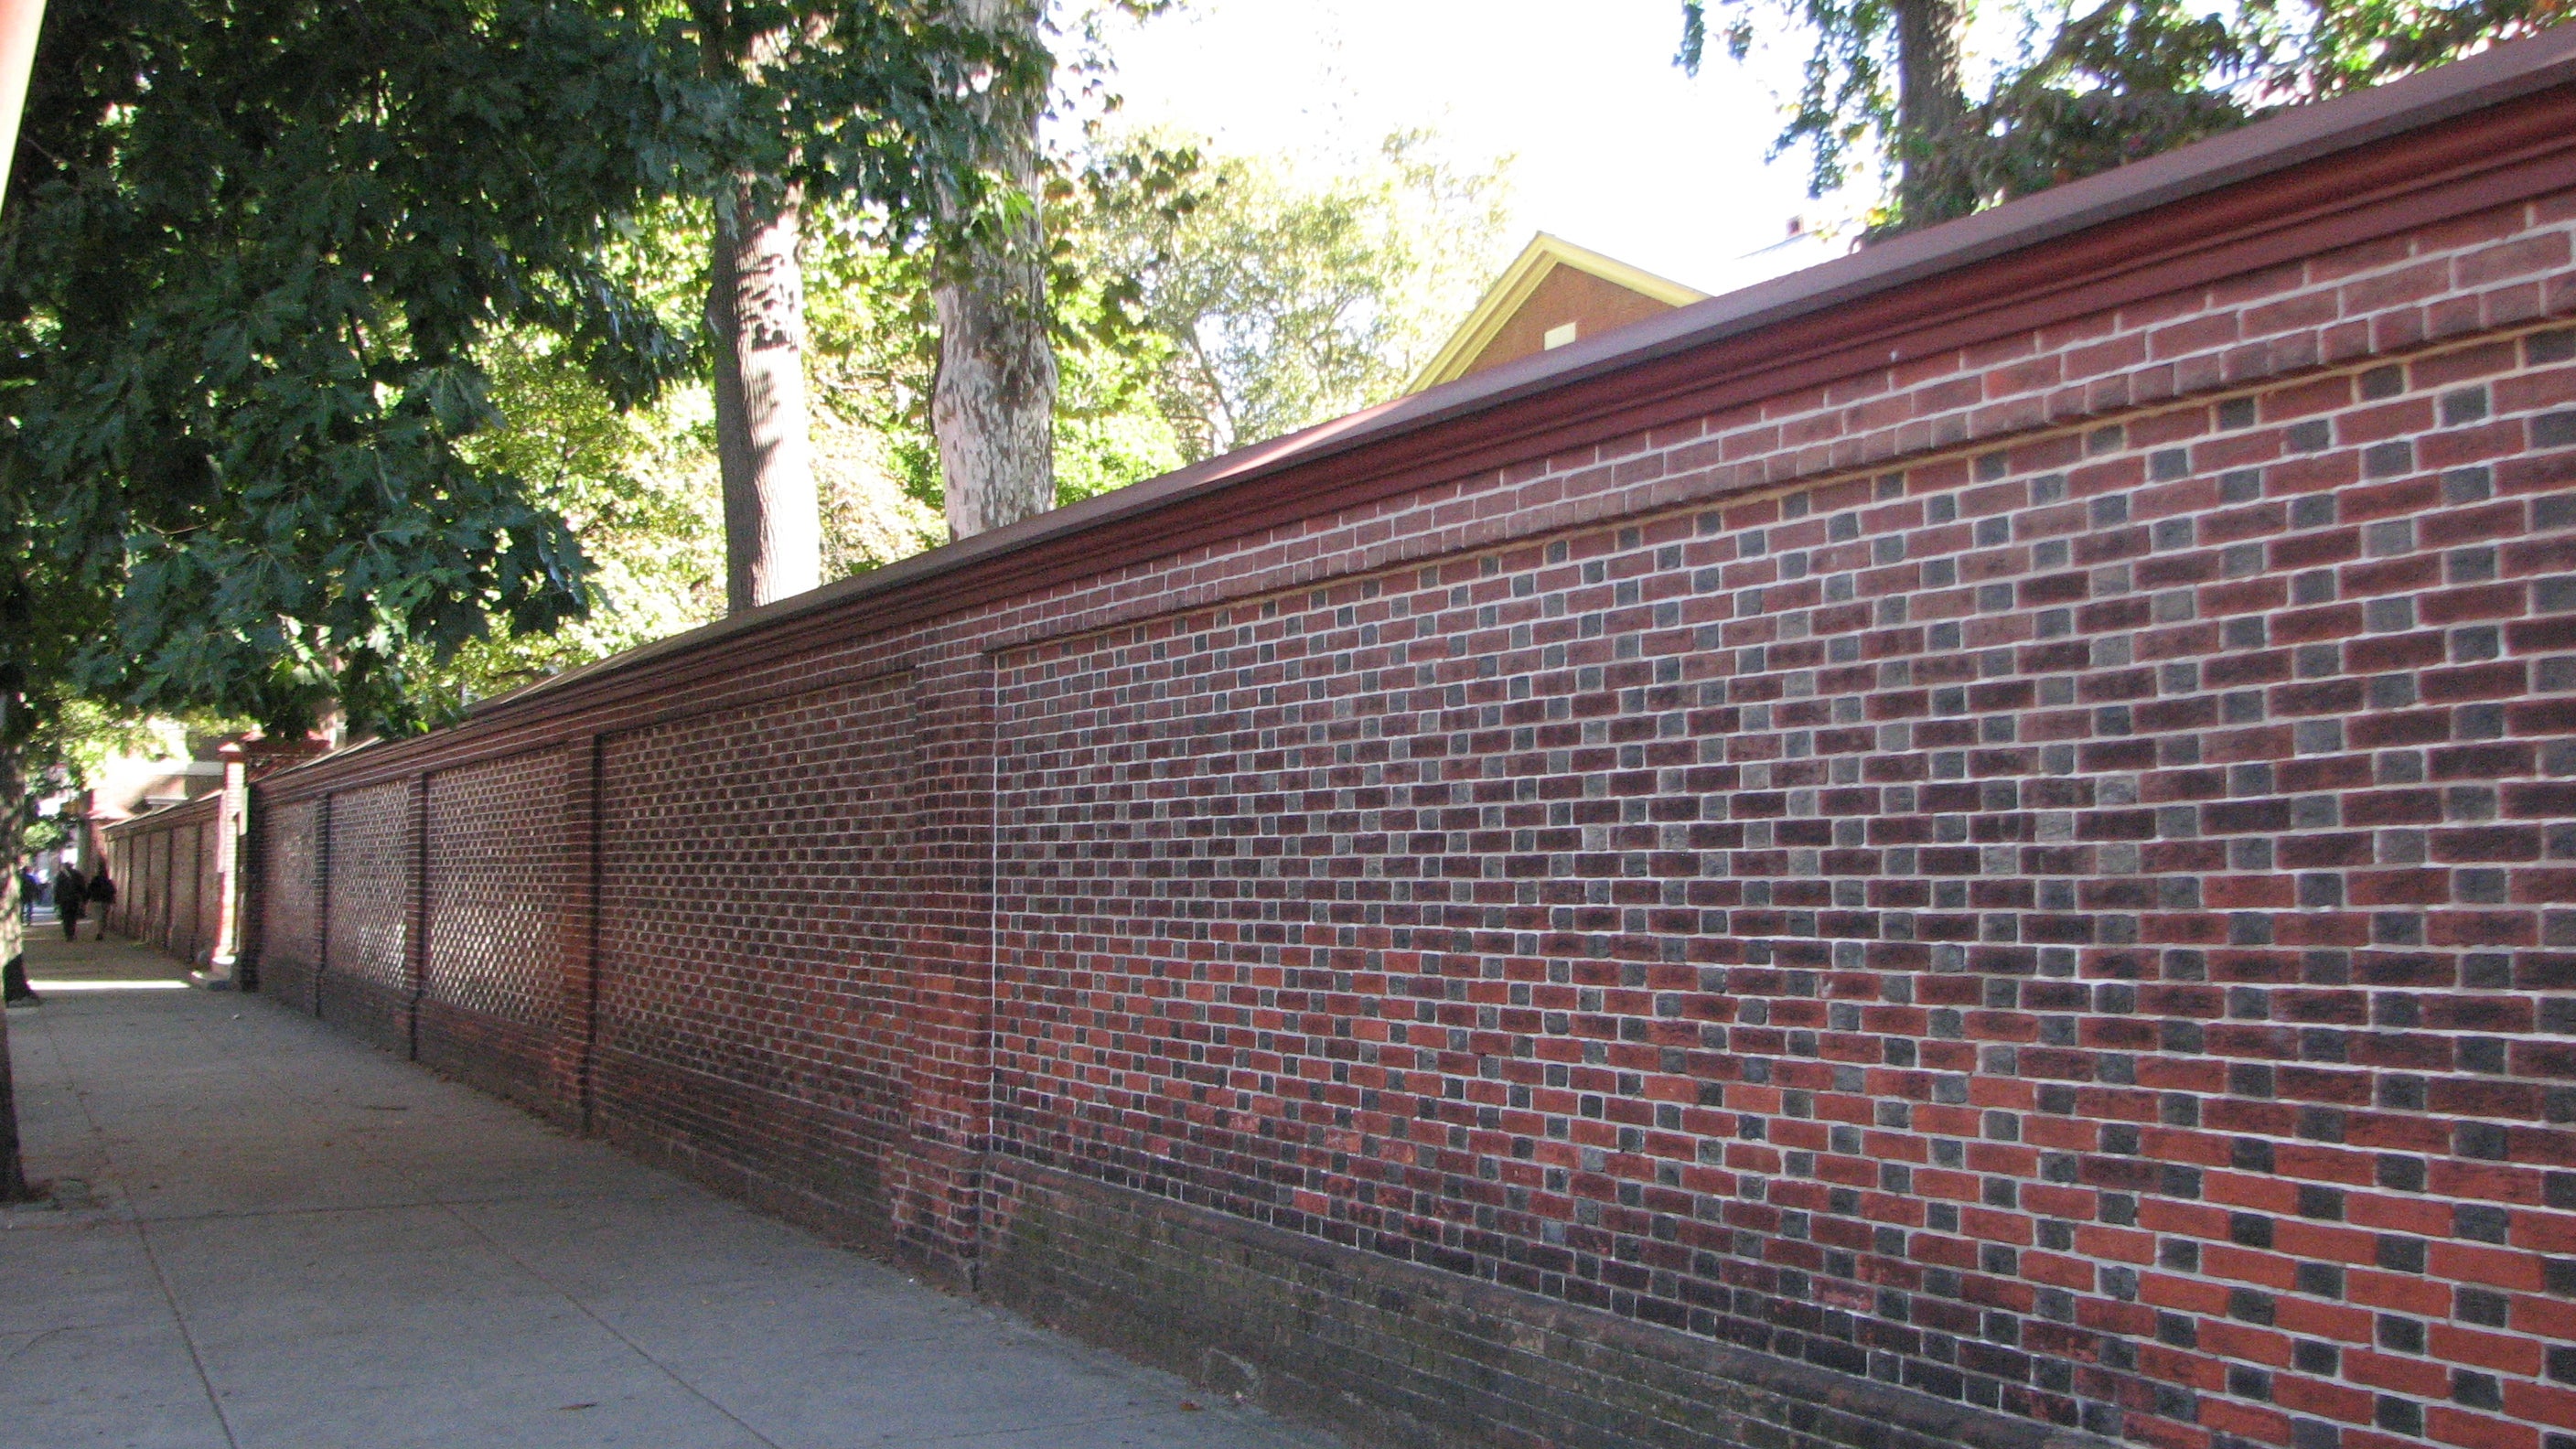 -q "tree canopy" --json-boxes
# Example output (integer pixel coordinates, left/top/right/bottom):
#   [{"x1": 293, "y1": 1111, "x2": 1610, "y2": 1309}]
[
  {"x1": 1066, "y1": 131, "x2": 1511, "y2": 463},
  {"x1": 3, "y1": 0, "x2": 1039, "y2": 747},
  {"x1": 1680, "y1": 0, "x2": 2568, "y2": 230},
  {"x1": 4, "y1": 0, "x2": 701, "y2": 738},
  {"x1": 2, "y1": 2, "x2": 1508, "y2": 773}
]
